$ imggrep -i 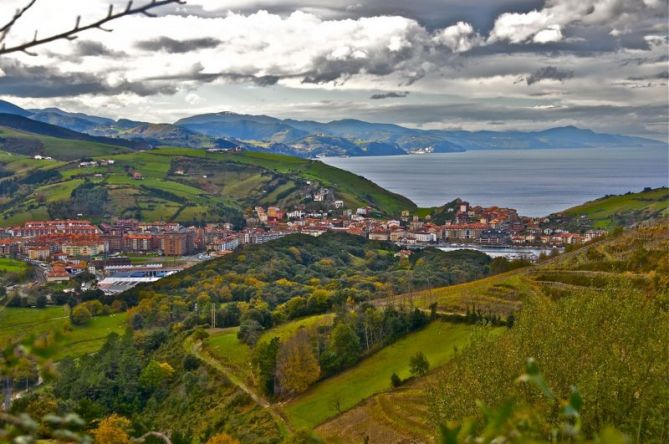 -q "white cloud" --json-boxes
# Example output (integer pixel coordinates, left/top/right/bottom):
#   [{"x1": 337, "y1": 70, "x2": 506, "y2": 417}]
[
  {"x1": 433, "y1": 21, "x2": 483, "y2": 52},
  {"x1": 533, "y1": 25, "x2": 563, "y2": 43},
  {"x1": 489, "y1": 0, "x2": 667, "y2": 44},
  {"x1": 0, "y1": 0, "x2": 666, "y2": 139},
  {"x1": 489, "y1": 10, "x2": 552, "y2": 44}
]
